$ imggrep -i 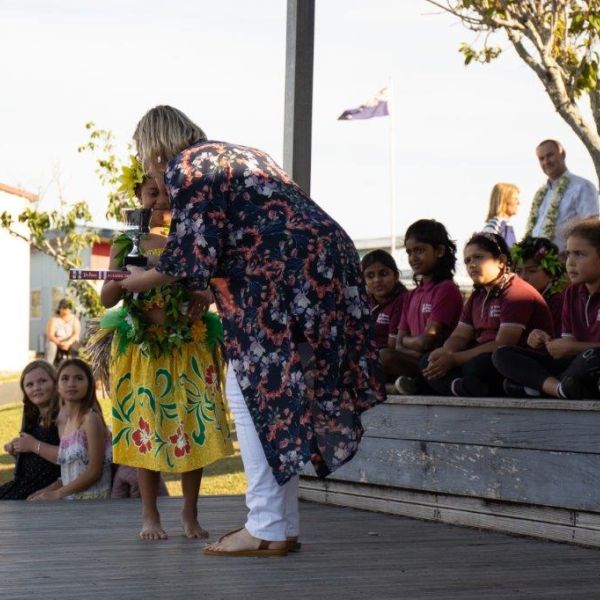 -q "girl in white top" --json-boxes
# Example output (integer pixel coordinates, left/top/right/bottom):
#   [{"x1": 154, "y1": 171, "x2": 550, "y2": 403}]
[{"x1": 29, "y1": 359, "x2": 111, "y2": 501}]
